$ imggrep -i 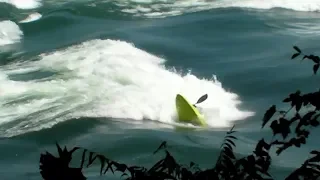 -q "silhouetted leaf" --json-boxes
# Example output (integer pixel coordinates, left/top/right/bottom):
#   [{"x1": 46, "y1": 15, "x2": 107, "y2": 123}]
[
  {"x1": 104, "y1": 162, "x2": 114, "y2": 174},
  {"x1": 223, "y1": 147, "x2": 235, "y2": 159},
  {"x1": 114, "y1": 163, "x2": 127, "y2": 173},
  {"x1": 270, "y1": 120, "x2": 281, "y2": 137},
  {"x1": 87, "y1": 152, "x2": 97, "y2": 167},
  {"x1": 222, "y1": 156, "x2": 236, "y2": 173},
  {"x1": 247, "y1": 155, "x2": 255, "y2": 165},
  {"x1": 226, "y1": 135, "x2": 237, "y2": 140},
  {"x1": 255, "y1": 139, "x2": 271, "y2": 152},
  {"x1": 310, "y1": 150, "x2": 320, "y2": 154},
  {"x1": 262, "y1": 105, "x2": 276, "y2": 128},
  {"x1": 296, "y1": 100, "x2": 302, "y2": 112},
  {"x1": 291, "y1": 138, "x2": 301, "y2": 147},
  {"x1": 296, "y1": 129, "x2": 310, "y2": 138},
  {"x1": 279, "y1": 118, "x2": 291, "y2": 139},
  {"x1": 304, "y1": 111, "x2": 316, "y2": 120},
  {"x1": 224, "y1": 142, "x2": 233, "y2": 152},
  {"x1": 283, "y1": 97, "x2": 291, "y2": 102},
  {"x1": 311, "y1": 56, "x2": 320, "y2": 63},
  {"x1": 227, "y1": 125, "x2": 236, "y2": 134},
  {"x1": 56, "y1": 142, "x2": 63, "y2": 157},
  {"x1": 295, "y1": 113, "x2": 302, "y2": 120},
  {"x1": 313, "y1": 64, "x2": 319, "y2": 74},
  {"x1": 310, "y1": 119, "x2": 319, "y2": 127},
  {"x1": 292, "y1": 53, "x2": 300, "y2": 59},
  {"x1": 153, "y1": 141, "x2": 167, "y2": 154},
  {"x1": 299, "y1": 136, "x2": 306, "y2": 145},
  {"x1": 276, "y1": 147, "x2": 284, "y2": 155},
  {"x1": 296, "y1": 111, "x2": 317, "y2": 131},
  {"x1": 97, "y1": 155, "x2": 106, "y2": 175},
  {"x1": 226, "y1": 139, "x2": 236, "y2": 147},
  {"x1": 293, "y1": 46, "x2": 301, "y2": 53},
  {"x1": 80, "y1": 149, "x2": 87, "y2": 169},
  {"x1": 149, "y1": 159, "x2": 164, "y2": 172},
  {"x1": 69, "y1": 147, "x2": 80, "y2": 155}
]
